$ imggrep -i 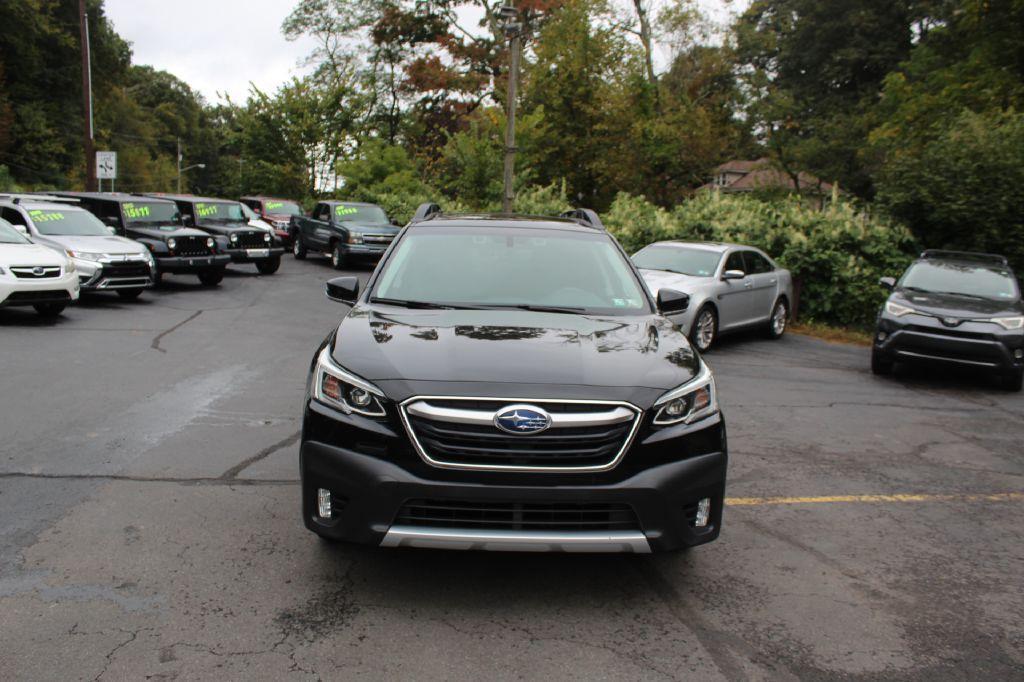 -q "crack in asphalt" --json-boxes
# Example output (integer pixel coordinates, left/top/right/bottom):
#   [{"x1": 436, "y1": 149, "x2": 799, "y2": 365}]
[
  {"x1": 150, "y1": 310, "x2": 202, "y2": 353},
  {"x1": 219, "y1": 430, "x2": 302, "y2": 480}
]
